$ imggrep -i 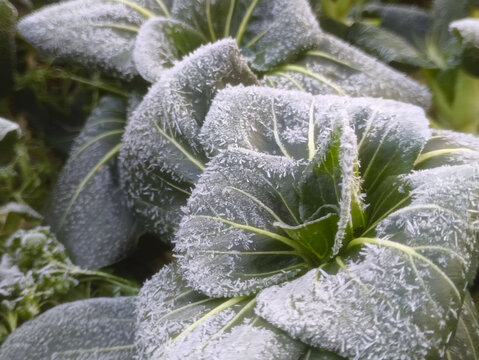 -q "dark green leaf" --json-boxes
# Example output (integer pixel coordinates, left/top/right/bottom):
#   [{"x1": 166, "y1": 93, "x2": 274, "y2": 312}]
[
  {"x1": 136, "y1": 264, "x2": 305, "y2": 360},
  {"x1": 172, "y1": 0, "x2": 321, "y2": 72},
  {"x1": 17, "y1": 0, "x2": 171, "y2": 78},
  {"x1": 256, "y1": 164, "x2": 479, "y2": 359},
  {"x1": 0, "y1": 117, "x2": 21, "y2": 166},
  {"x1": 414, "y1": 129, "x2": 479, "y2": 169},
  {"x1": 362, "y1": 3, "x2": 432, "y2": 47},
  {"x1": 0, "y1": 0, "x2": 17, "y2": 97},
  {"x1": 446, "y1": 292, "x2": 479, "y2": 359},
  {"x1": 133, "y1": 16, "x2": 205, "y2": 82},
  {"x1": 263, "y1": 33, "x2": 431, "y2": 108},
  {"x1": 44, "y1": 97, "x2": 138, "y2": 269},
  {"x1": 0, "y1": 297, "x2": 136, "y2": 360},
  {"x1": 119, "y1": 39, "x2": 257, "y2": 240},
  {"x1": 346, "y1": 23, "x2": 433, "y2": 67}
]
